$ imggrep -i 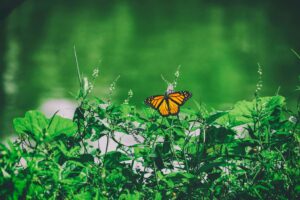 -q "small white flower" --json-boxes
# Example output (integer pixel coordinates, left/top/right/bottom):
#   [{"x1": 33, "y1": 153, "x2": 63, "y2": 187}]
[
  {"x1": 166, "y1": 84, "x2": 174, "y2": 94},
  {"x1": 174, "y1": 70, "x2": 180, "y2": 78},
  {"x1": 128, "y1": 89, "x2": 133, "y2": 97},
  {"x1": 92, "y1": 68, "x2": 99, "y2": 77}
]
